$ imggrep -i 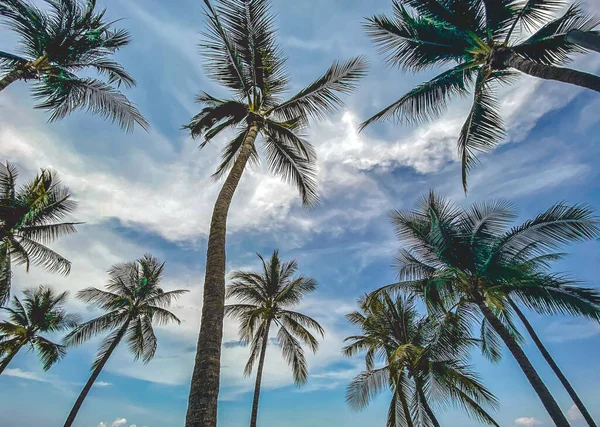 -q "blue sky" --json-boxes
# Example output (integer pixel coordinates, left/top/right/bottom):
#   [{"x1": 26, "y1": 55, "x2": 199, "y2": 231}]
[{"x1": 1, "y1": 0, "x2": 600, "y2": 426}]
